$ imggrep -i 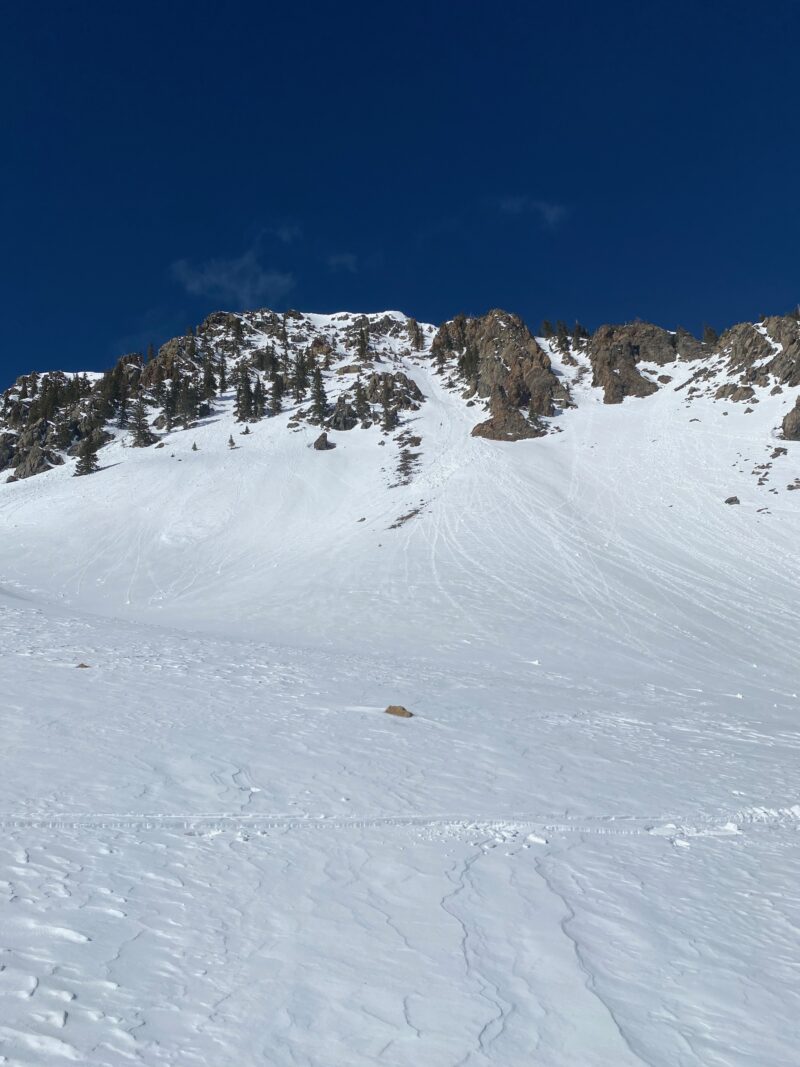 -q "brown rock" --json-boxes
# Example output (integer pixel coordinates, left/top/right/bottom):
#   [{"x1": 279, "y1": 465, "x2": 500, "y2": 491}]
[
  {"x1": 472, "y1": 387, "x2": 544, "y2": 442},
  {"x1": 783, "y1": 397, "x2": 800, "y2": 440},
  {"x1": 328, "y1": 395, "x2": 358, "y2": 431},
  {"x1": 313, "y1": 431, "x2": 335, "y2": 450},
  {"x1": 432, "y1": 309, "x2": 570, "y2": 417},
  {"x1": 589, "y1": 325, "x2": 663, "y2": 403},
  {"x1": 385, "y1": 705, "x2": 413, "y2": 718}
]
